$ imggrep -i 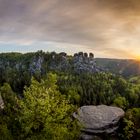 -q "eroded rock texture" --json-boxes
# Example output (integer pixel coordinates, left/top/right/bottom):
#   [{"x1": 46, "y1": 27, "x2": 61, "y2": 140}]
[{"x1": 74, "y1": 105, "x2": 124, "y2": 140}]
